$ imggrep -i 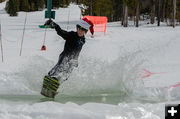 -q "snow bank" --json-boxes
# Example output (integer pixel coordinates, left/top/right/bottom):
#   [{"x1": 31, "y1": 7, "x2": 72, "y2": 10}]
[{"x1": 0, "y1": 101, "x2": 170, "y2": 119}]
